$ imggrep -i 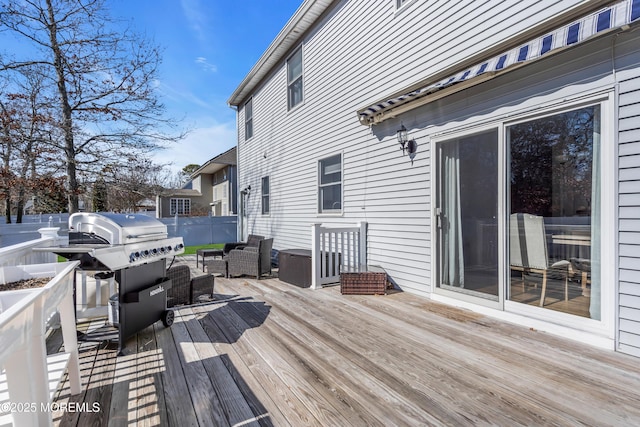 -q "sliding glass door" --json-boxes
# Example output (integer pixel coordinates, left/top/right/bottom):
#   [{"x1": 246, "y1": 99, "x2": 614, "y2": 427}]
[
  {"x1": 434, "y1": 103, "x2": 602, "y2": 322},
  {"x1": 435, "y1": 129, "x2": 500, "y2": 302},
  {"x1": 507, "y1": 106, "x2": 600, "y2": 320}
]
